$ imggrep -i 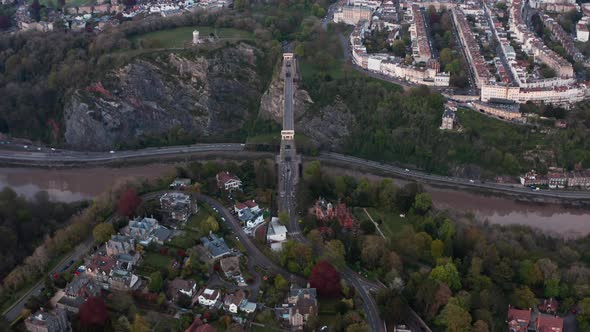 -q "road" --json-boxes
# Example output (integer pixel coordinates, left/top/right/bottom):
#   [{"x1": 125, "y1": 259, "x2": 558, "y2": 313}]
[
  {"x1": 0, "y1": 143, "x2": 245, "y2": 163},
  {"x1": 2, "y1": 143, "x2": 590, "y2": 200},
  {"x1": 2, "y1": 191, "x2": 162, "y2": 322},
  {"x1": 196, "y1": 194, "x2": 305, "y2": 286},
  {"x1": 316, "y1": 152, "x2": 590, "y2": 200},
  {"x1": 276, "y1": 54, "x2": 386, "y2": 332}
]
